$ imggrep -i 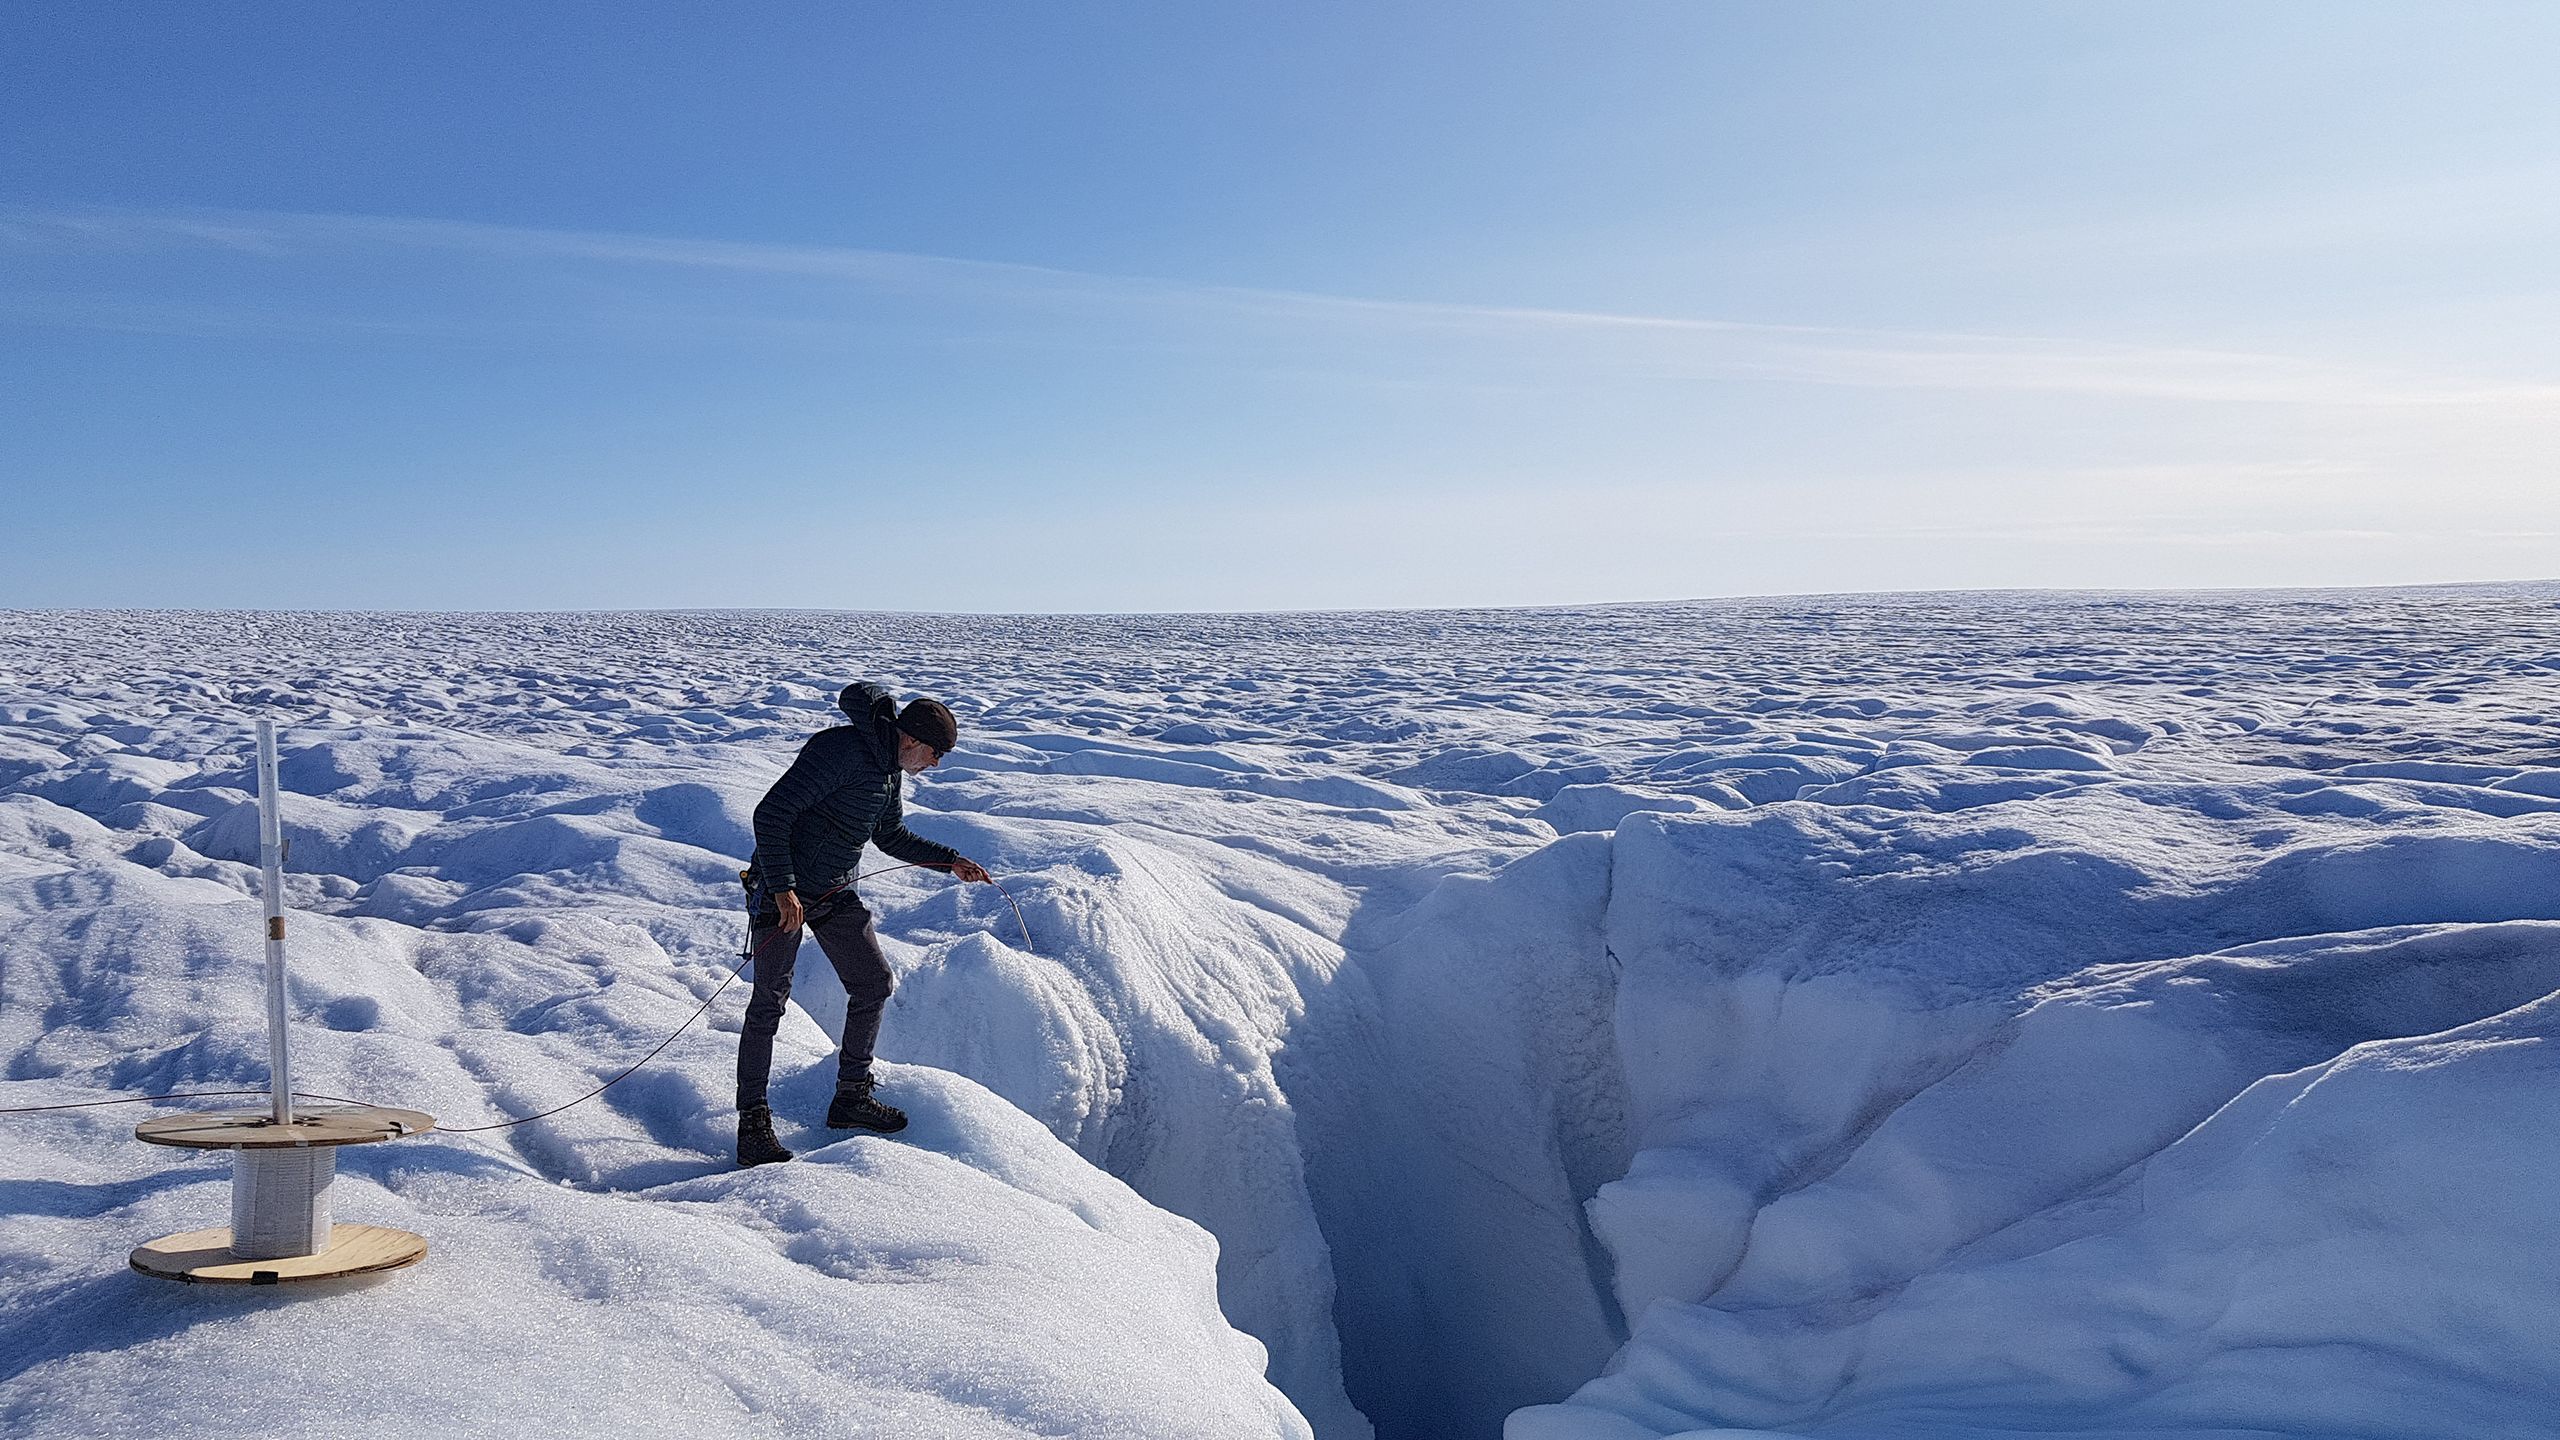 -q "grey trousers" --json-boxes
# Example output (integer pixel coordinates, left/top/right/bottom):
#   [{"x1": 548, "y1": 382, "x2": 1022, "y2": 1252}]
[{"x1": 736, "y1": 887, "x2": 894, "y2": 1110}]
